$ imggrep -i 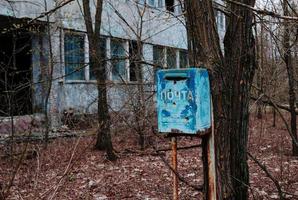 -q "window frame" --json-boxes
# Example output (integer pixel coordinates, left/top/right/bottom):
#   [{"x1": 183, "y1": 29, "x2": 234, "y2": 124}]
[
  {"x1": 110, "y1": 38, "x2": 128, "y2": 82},
  {"x1": 128, "y1": 40, "x2": 140, "y2": 82},
  {"x1": 153, "y1": 45, "x2": 166, "y2": 70},
  {"x1": 64, "y1": 31, "x2": 86, "y2": 81},
  {"x1": 165, "y1": 0, "x2": 175, "y2": 13},
  {"x1": 89, "y1": 37, "x2": 107, "y2": 81},
  {"x1": 179, "y1": 49, "x2": 189, "y2": 68},
  {"x1": 166, "y1": 47, "x2": 177, "y2": 69}
]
